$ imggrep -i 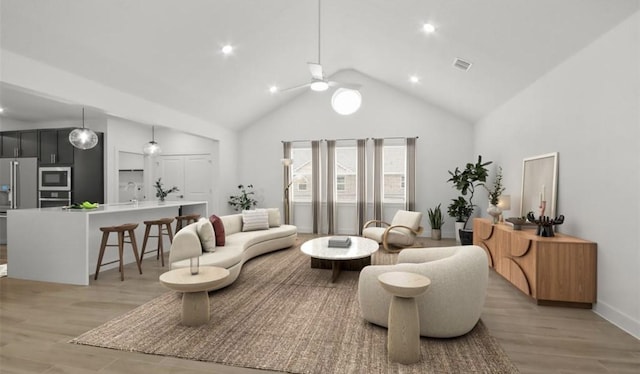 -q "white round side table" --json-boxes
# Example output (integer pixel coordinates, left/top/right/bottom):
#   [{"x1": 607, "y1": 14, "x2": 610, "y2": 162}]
[
  {"x1": 378, "y1": 271, "x2": 431, "y2": 364},
  {"x1": 160, "y1": 266, "x2": 230, "y2": 326}
]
